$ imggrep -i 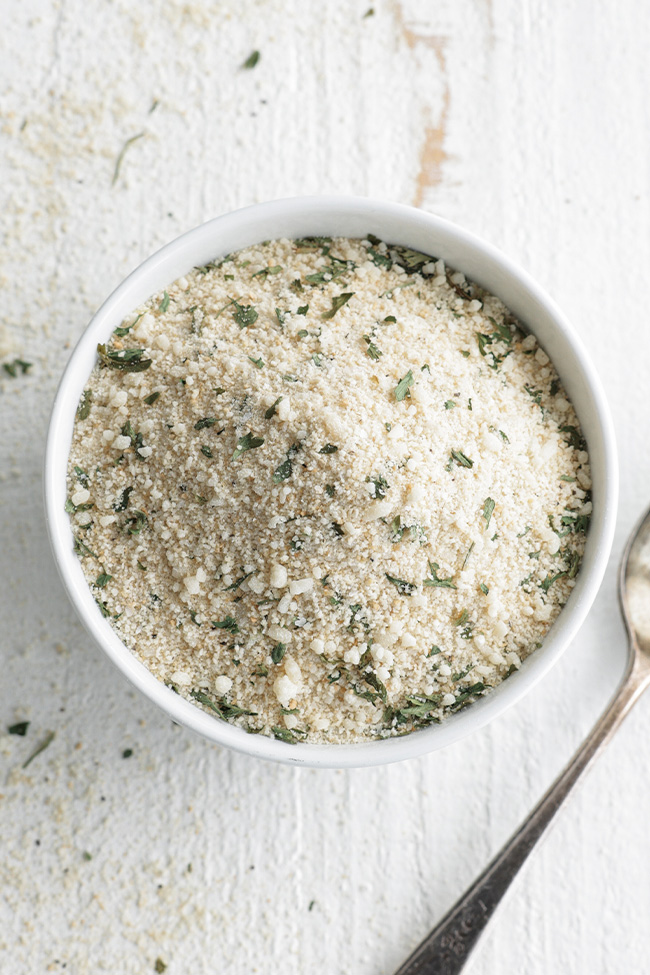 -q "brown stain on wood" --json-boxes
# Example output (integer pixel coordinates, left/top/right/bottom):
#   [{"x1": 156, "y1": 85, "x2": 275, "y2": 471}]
[
  {"x1": 391, "y1": 1, "x2": 450, "y2": 206},
  {"x1": 413, "y1": 85, "x2": 450, "y2": 207}
]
